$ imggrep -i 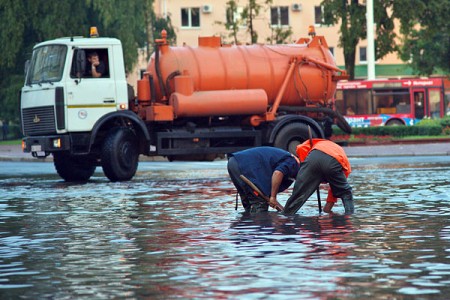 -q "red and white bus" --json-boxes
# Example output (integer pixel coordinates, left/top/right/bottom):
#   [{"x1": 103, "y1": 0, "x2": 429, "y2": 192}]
[{"x1": 334, "y1": 77, "x2": 450, "y2": 127}]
